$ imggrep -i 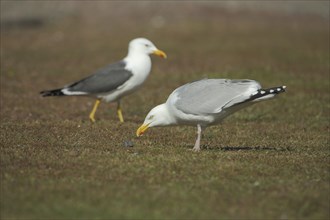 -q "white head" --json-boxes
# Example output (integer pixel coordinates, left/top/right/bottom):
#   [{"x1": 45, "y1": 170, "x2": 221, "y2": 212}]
[
  {"x1": 127, "y1": 38, "x2": 167, "y2": 58},
  {"x1": 136, "y1": 104, "x2": 175, "y2": 137}
]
